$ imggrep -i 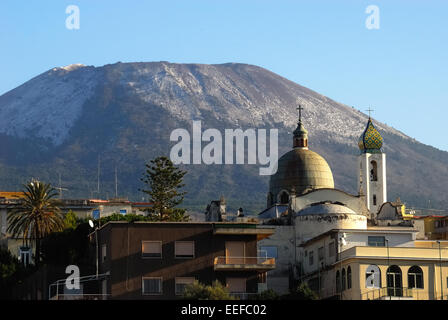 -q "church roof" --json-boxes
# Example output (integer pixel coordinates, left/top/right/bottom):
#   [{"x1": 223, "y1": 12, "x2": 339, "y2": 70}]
[
  {"x1": 358, "y1": 118, "x2": 383, "y2": 153},
  {"x1": 295, "y1": 202, "x2": 358, "y2": 216},
  {"x1": 269, "y1": 148, "x2": 334, "y2": 196}
]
